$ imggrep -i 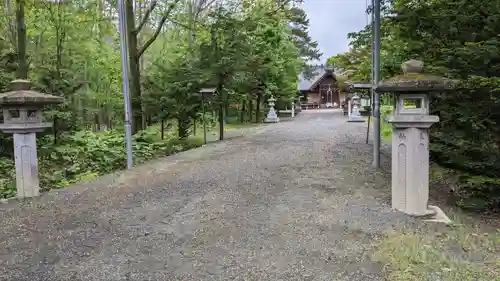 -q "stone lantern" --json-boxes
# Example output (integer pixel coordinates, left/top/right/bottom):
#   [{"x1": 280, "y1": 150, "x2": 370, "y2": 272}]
[
  {"x1": 0, "y1": 79, "x2": 64, "y2": 198},
  {"x1": 265, "y1": 95, "x2": 279, "y2": 123},
  {"x1": 376, "y1": 59, "x2": 455, "y2": 217},
  {"x1": 347, "y1": 93, "x2": 365, "y2": 122}
]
